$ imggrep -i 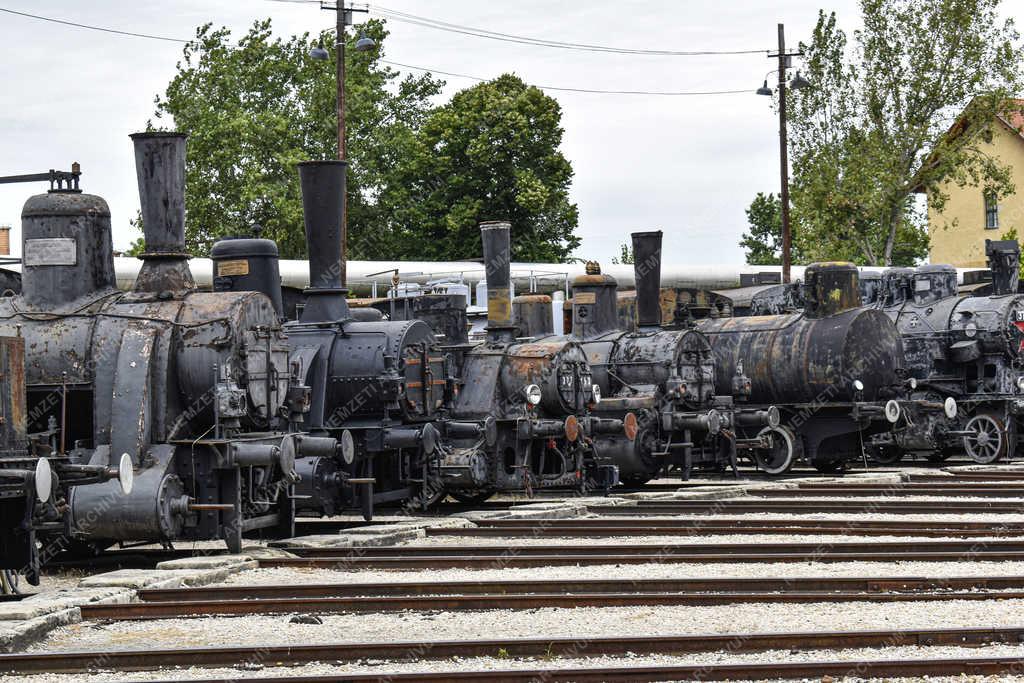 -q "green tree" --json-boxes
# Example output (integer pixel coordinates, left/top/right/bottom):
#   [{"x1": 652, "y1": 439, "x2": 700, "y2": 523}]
[
  {"x1": 740, "y1": 192, "x2": 786, "y2": 265},
  {"x1": 610, "y1": 243, "x2": 634, "y2": 265},
  {"x1": 787, "y1": 0, "x2": 1024, "y2": 266},
  {"x1": 385, "y1": 74, "x2": 580, "y2": 262},
  {"x1": 151, "y1": 19, "x2": 443, "y2": 258}
]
